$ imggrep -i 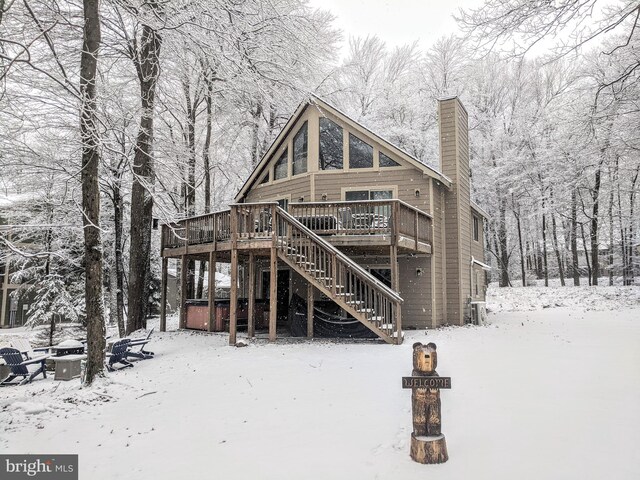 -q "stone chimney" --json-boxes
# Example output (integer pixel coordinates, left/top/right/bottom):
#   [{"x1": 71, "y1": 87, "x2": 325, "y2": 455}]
[{"x1": 438, "y1": 97, "x2": 471, "y2": 325}]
